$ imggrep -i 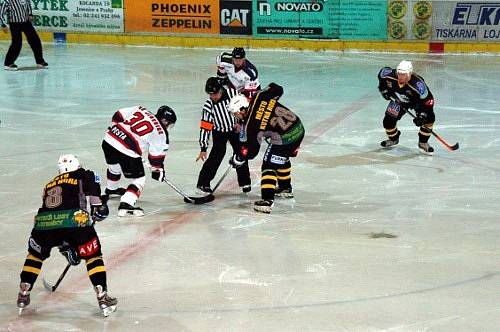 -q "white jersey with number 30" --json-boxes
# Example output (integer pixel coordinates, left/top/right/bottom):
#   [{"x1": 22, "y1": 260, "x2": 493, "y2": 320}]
[{"x1": 104, "y1": 106, "x2": 168, "y2": 162}]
